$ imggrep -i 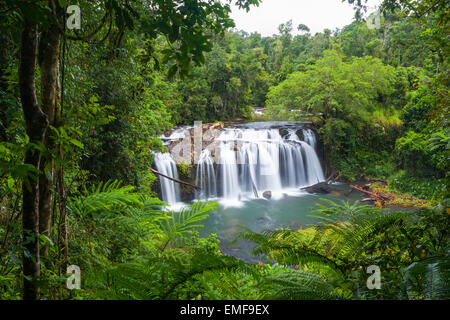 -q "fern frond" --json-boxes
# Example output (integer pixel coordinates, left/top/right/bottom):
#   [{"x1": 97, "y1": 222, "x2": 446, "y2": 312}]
[
  {"x1": 310, "y1": 200, "x2": 411, "y2": 260},
  {"x1": 67, "y1": 180, "x2": 142, "y2": 218},
  {"x1": 259, "y1": 270, "x2": 346, "y2": 300},
  {"x1": 401, "y1": 256, "x2": 450, "y2": 299},
  {"x1": 233, "y1": 228, "x2": 344, "y2": 277},
  {"x1": 156, "y1": 201, "x2": 219, "y2": 249},
  {"x1": 94, "y1": 248, "x2": 251, "y2": 300}
]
